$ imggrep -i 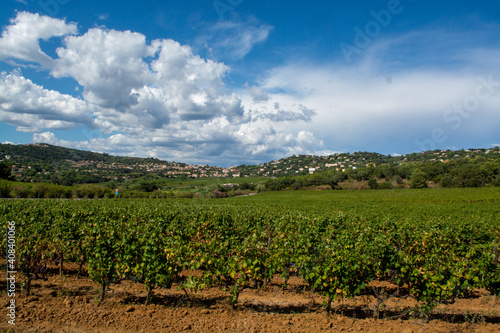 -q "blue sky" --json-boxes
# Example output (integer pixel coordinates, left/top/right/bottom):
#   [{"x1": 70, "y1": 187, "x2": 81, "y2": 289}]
[{"x1": 0, "y1": 0, "x2": 499, "y2": 166}]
